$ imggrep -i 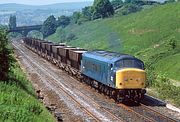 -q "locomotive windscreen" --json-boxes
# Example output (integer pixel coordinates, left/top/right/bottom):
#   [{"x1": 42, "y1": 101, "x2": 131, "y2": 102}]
[{"x1": 115, "y1": 59, "x2": 144, "y2": 70}]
